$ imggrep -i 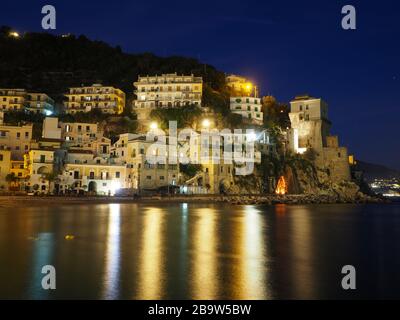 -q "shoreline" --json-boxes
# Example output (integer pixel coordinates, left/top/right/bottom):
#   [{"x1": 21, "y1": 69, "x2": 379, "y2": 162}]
[{"x1": 0, "y1": 194, "x2": 389, "y2": 208}]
